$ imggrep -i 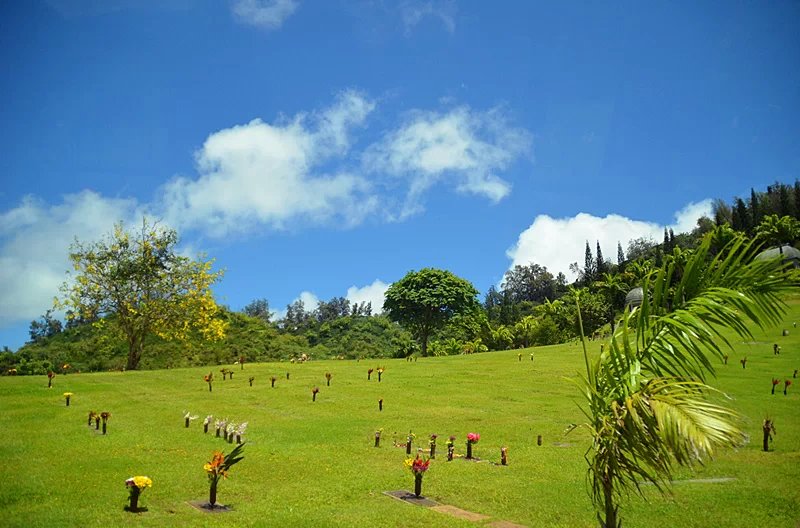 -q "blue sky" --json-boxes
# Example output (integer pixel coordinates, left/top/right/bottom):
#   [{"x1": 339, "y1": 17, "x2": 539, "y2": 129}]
[{"x1": 1, "y1": 0, "x2": 799, "y2": 350}]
